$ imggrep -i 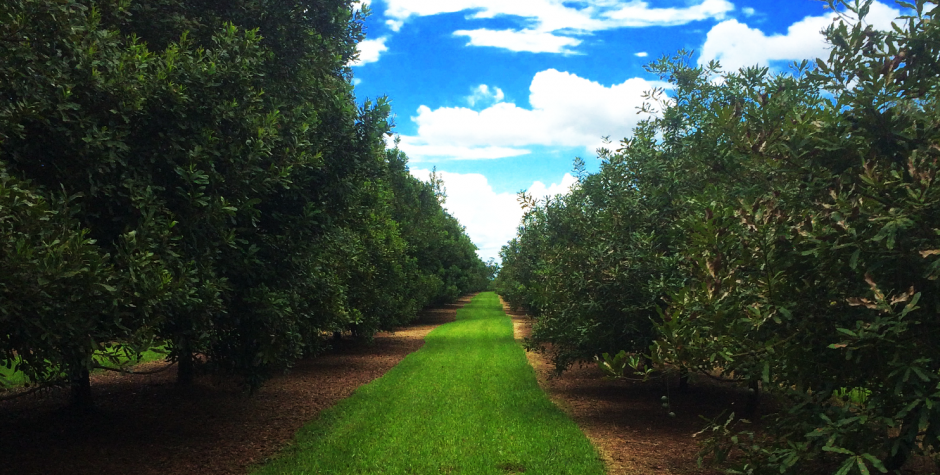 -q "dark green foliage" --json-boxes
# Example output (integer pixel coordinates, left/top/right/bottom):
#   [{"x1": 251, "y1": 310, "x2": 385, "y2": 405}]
[
  {"x1": 0, "y1": 164, "x2": 171, "y2": 405},
  {"x1": 496, "y1": 174, "x2": 675, "y2": 371},
  {"x1": 0, "y1": 0, "x2": 488, "y2": 401},
  {"x1": 497, "y1": 1, "x2": 940, "y2": 472},
  {"x1": 385, "y1": 147, "x2": 494, "y2": 308}
]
